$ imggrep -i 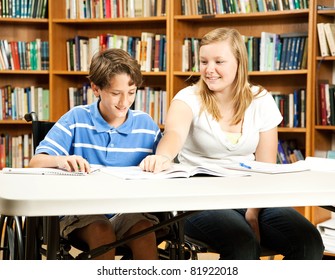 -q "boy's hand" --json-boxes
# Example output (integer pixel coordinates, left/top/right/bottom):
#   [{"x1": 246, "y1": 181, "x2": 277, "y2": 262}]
[
  {"x1": 139, "y1": 155, "x2": 171, "y2": 173},
  {"x1": 56, "y1": 155, "x2": 91, "y2": 173}
]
